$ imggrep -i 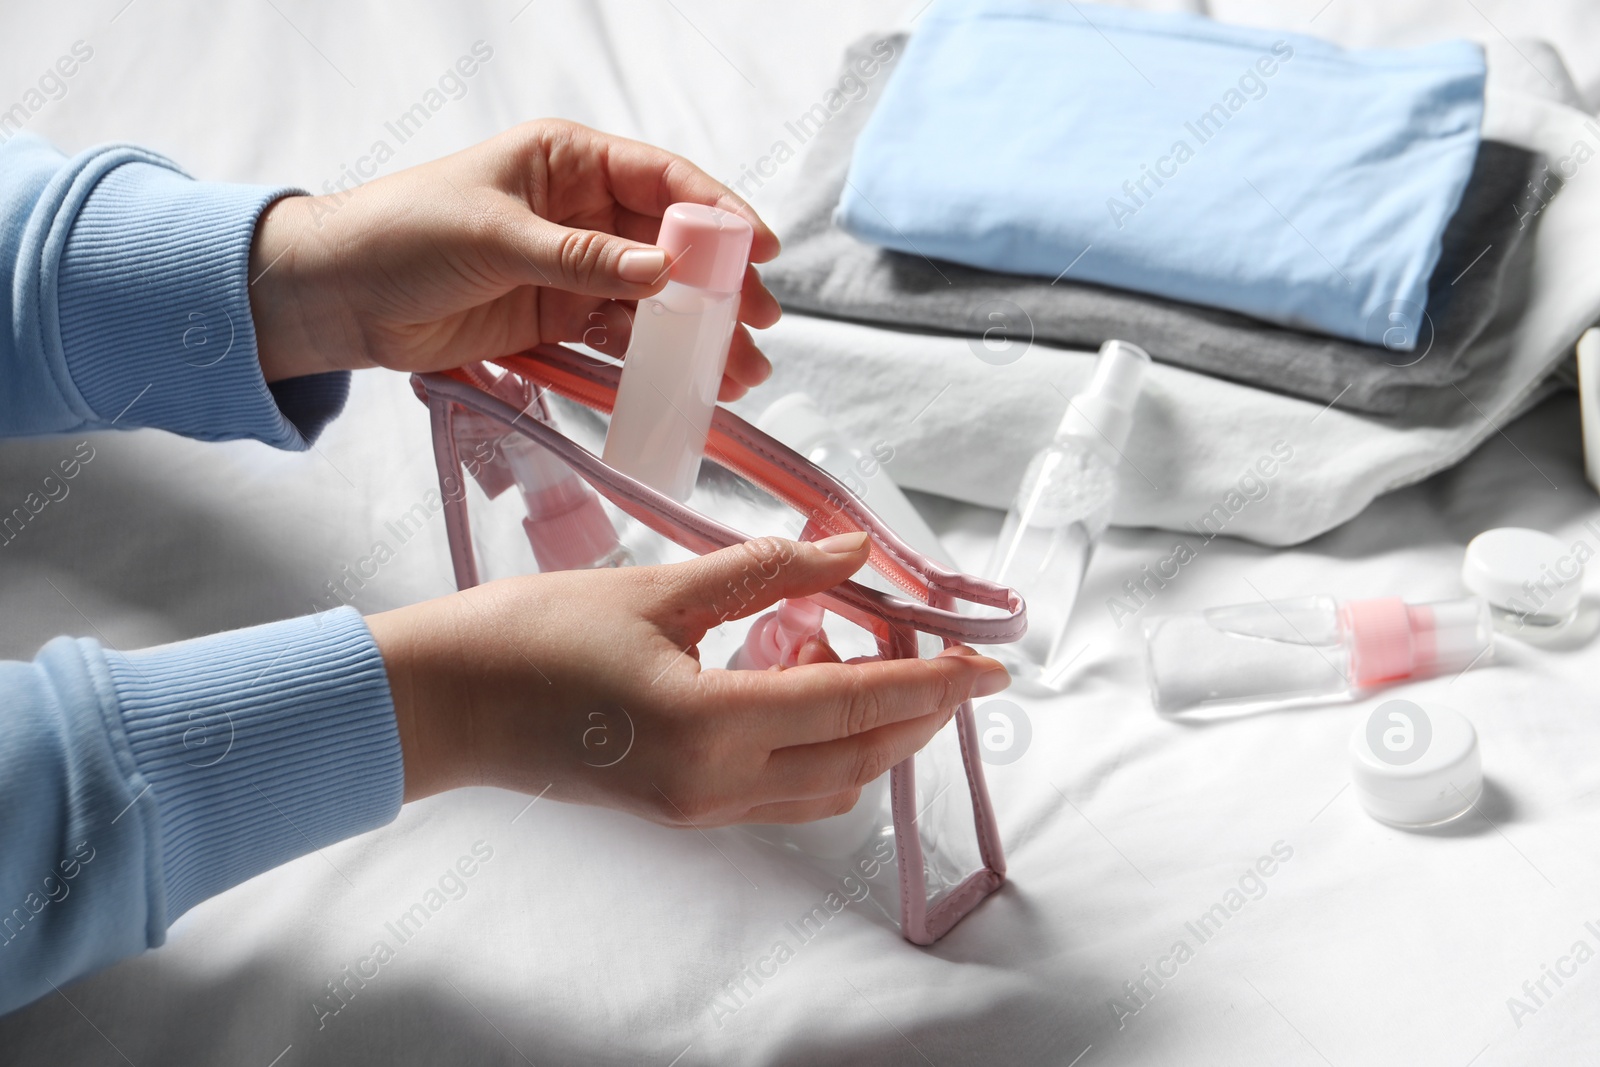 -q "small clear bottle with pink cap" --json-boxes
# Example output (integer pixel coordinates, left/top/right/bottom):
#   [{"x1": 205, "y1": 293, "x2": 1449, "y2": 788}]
[
  {"x1": 603, "y1": 203, "x2": 754, "y2": 502},
  {"x1": 728, "y1": 597, "x2": 890, "y2": 858},
  {"x1": 1143, "y1": 594, "x2": 1493, "y2": 715}
]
